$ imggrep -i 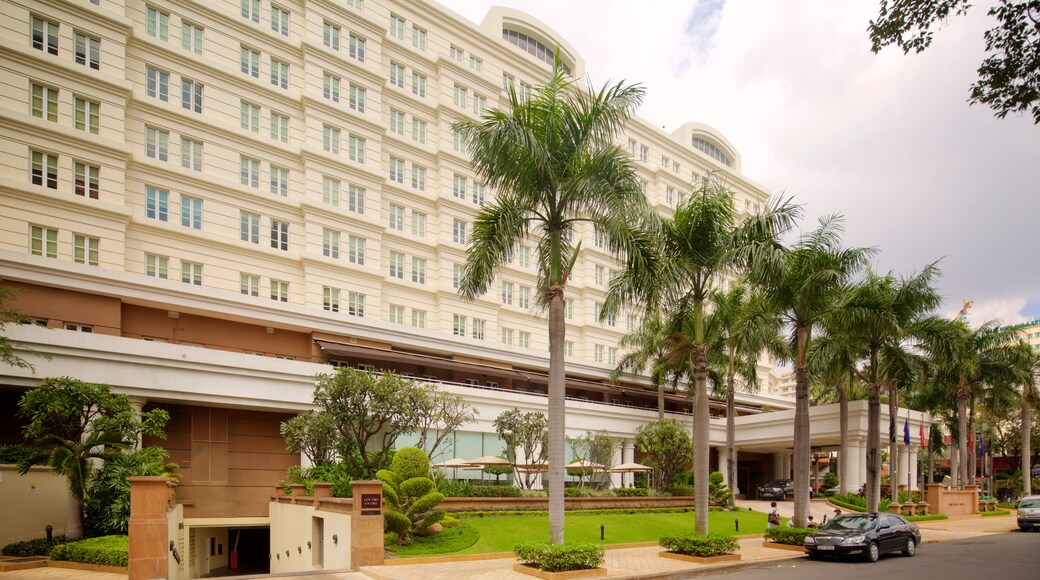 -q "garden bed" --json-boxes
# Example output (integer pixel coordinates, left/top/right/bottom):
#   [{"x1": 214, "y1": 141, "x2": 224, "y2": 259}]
[
  {"x1": 512, "y1": 563, "x2": 608, "y2": 579},
  {"x1": 760, "y1": 541, "x2": 805, "y2": 552},
  {"x1": 660, "y1": 551, "x2": 742, "y2": 564}
]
